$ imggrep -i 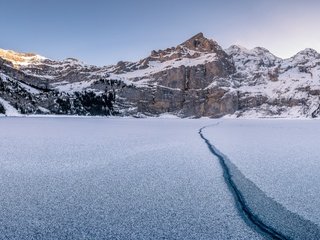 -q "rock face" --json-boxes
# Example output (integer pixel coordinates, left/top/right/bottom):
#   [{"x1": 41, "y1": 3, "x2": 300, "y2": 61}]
[{"x1": 0, "y1": 33, "x2": 320, "y2": 118}]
